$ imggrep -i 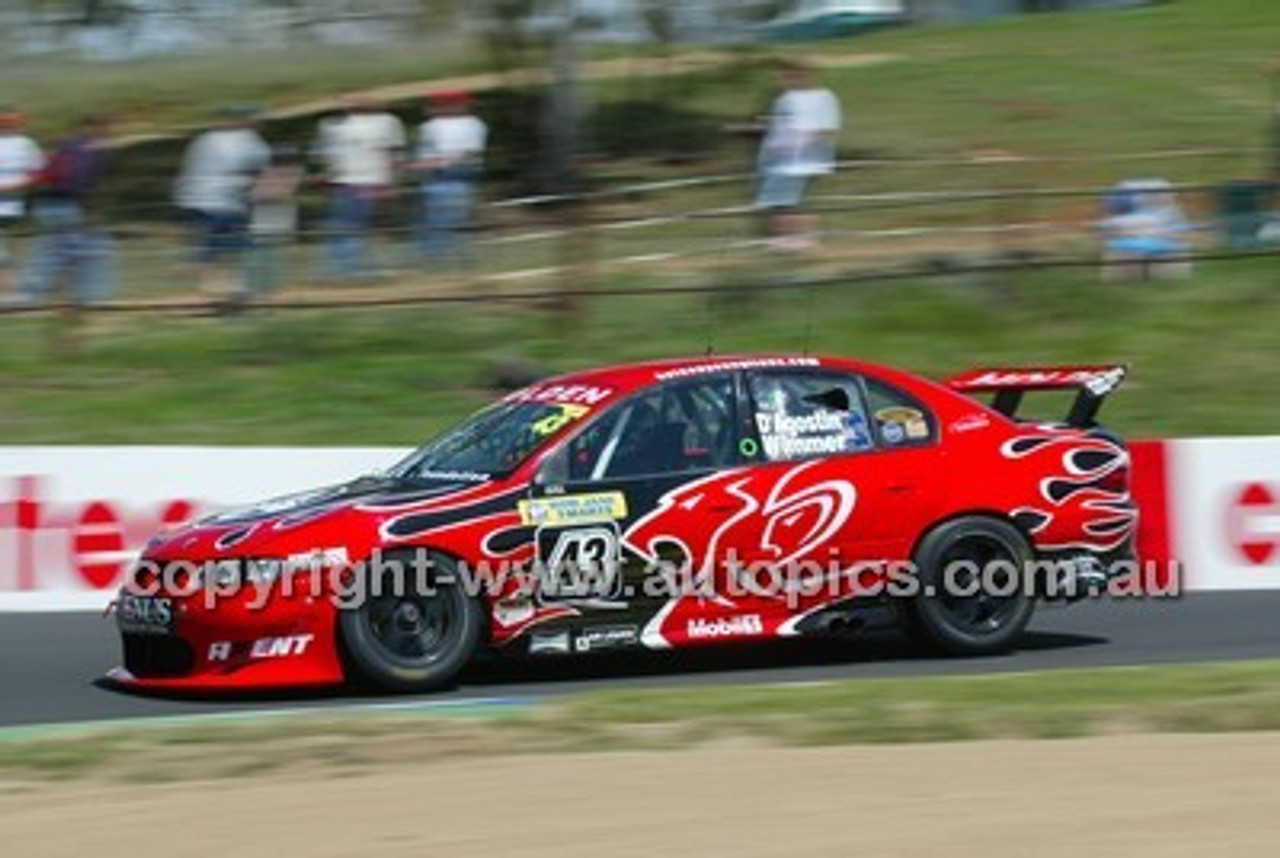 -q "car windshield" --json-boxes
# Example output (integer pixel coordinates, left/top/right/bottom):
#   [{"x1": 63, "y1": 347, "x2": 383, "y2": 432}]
[{"x1": 388, "y1": 401, "x2": 592, "y2": 480}]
